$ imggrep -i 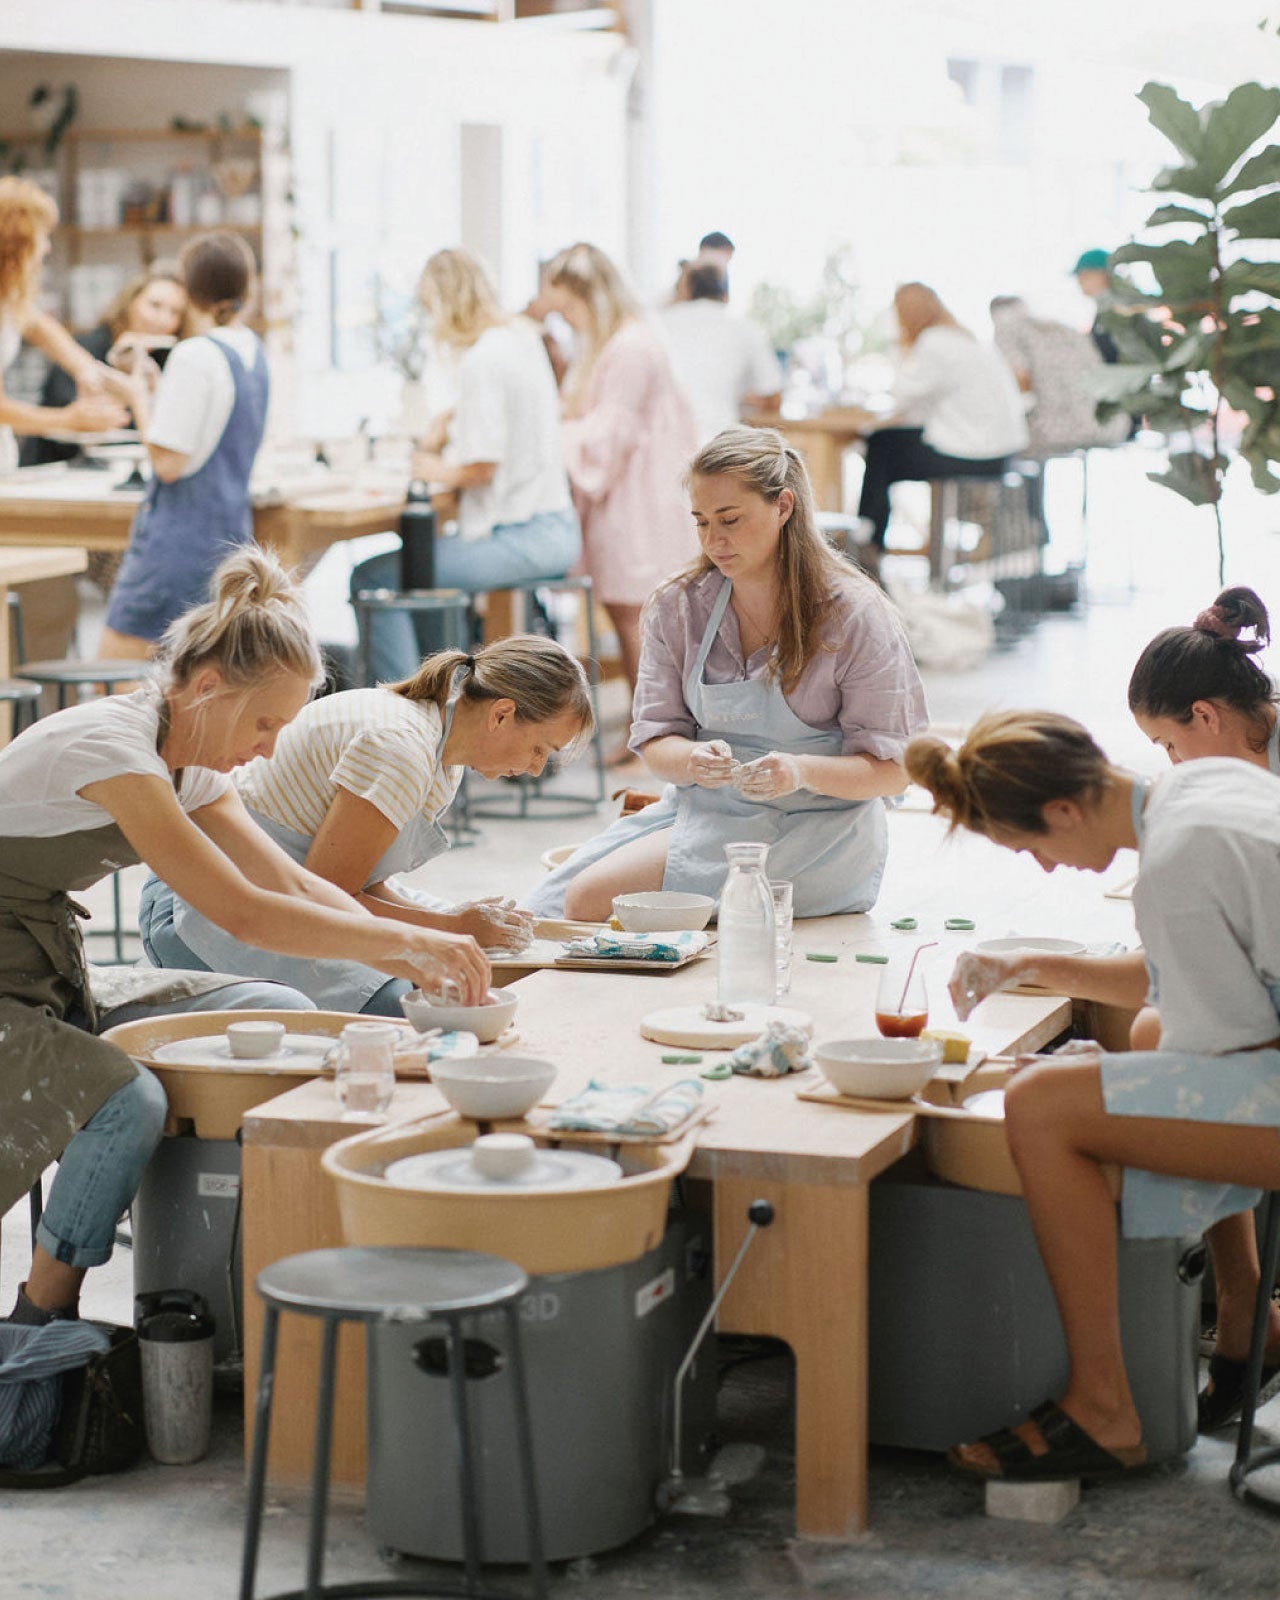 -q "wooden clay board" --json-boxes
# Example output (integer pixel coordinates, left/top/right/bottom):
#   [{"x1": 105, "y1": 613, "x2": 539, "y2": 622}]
[{"x1": 639, "y1": 1002, "x2": 812, "y2": 1049}]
